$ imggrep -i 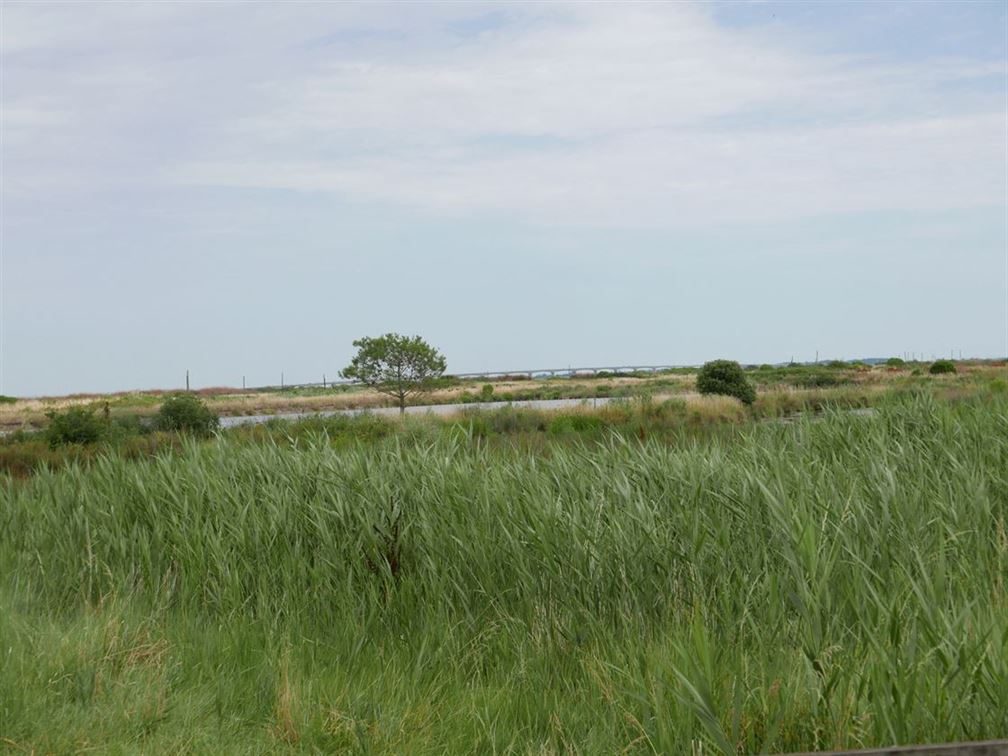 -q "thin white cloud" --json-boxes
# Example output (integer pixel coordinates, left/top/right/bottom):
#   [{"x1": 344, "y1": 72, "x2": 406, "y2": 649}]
[
  {"x1": 3, "y1": 1, "x2": 1005, "y2": 228},
  {"x1": 173, "y1": 113, "x2": 1004, "y2": 227}
]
